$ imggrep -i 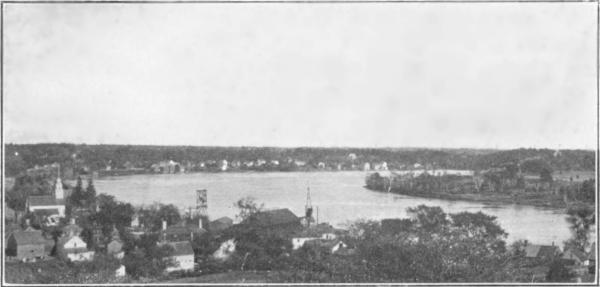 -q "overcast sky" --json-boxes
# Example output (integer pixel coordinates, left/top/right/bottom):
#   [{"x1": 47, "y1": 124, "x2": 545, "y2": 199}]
[{"x1": 3, "y1": 3, "x2": 597, "y2": 149}]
